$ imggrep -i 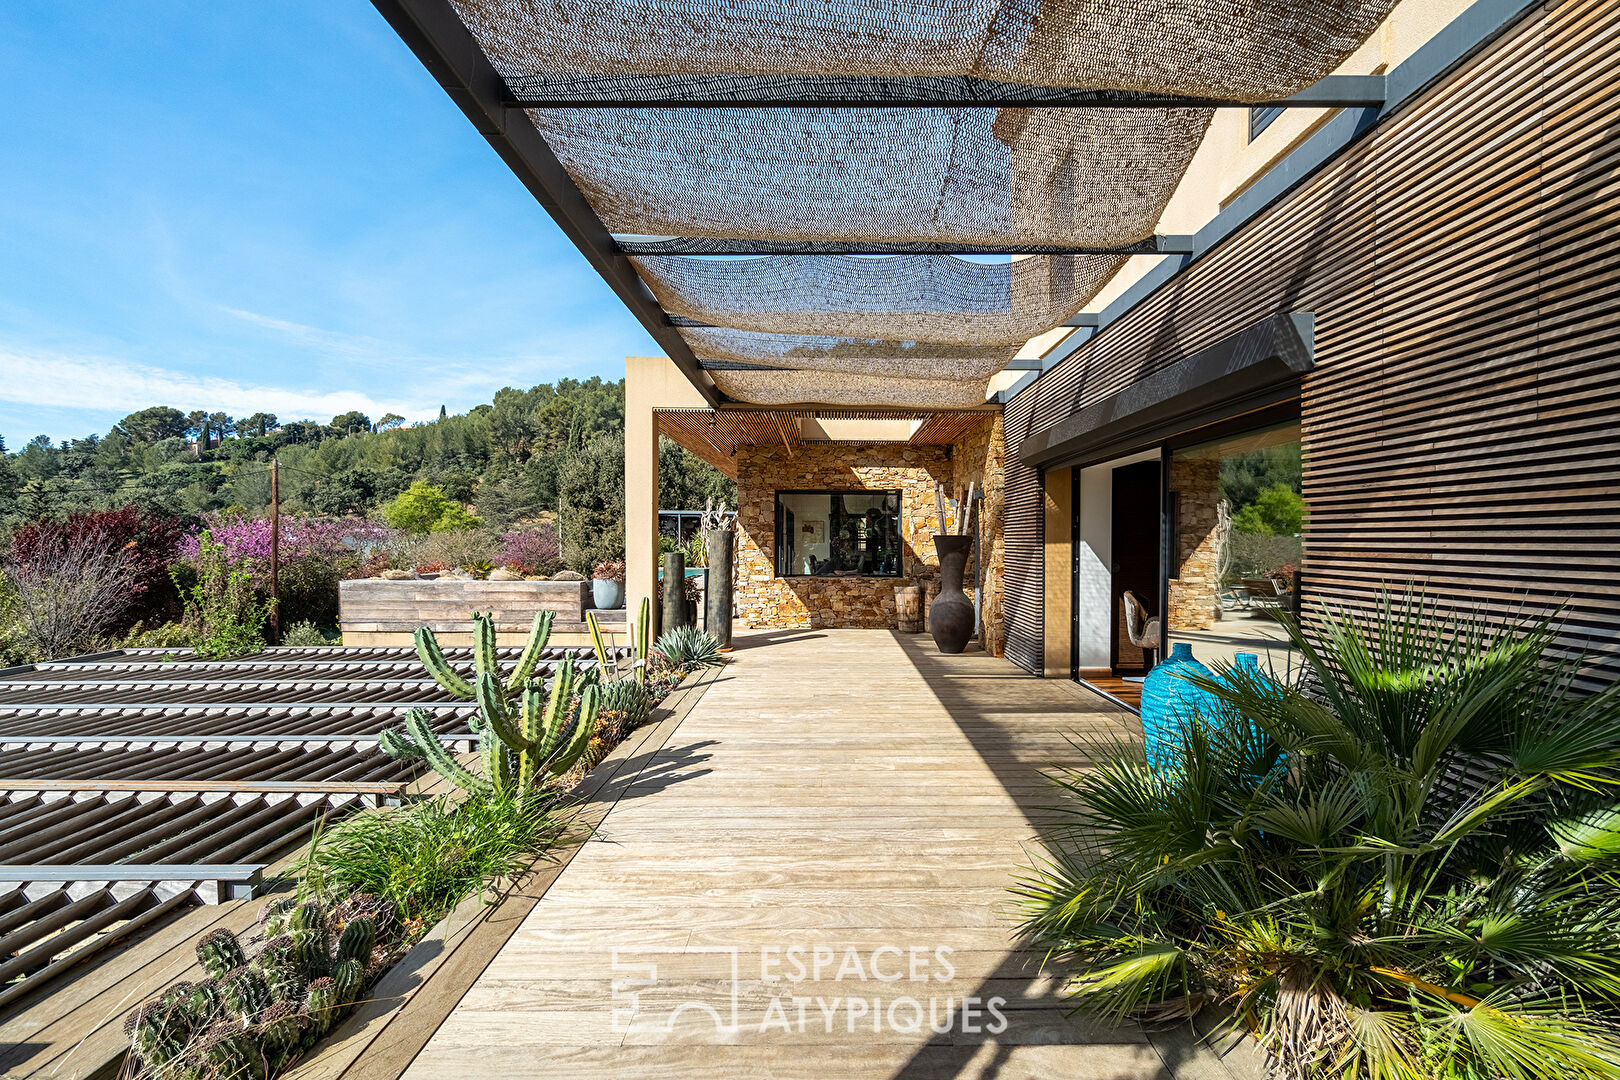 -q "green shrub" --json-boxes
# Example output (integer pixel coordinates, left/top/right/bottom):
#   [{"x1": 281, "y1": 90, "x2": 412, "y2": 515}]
[
  {"x1": 296, "y1": 794, "x2": 566, "y2": 925},
  {"x1": 178, "y1": 532, "x2": 272, "y2": 659},
  {"x1": 383, "y1": 481, "x2": 481, "y2": 535},
  {"x1": 412, "y1": 528, "x2": 500, "y2": 572},
  {"x1": 1014, "y1": 590, "x2": 1620, "y2": 1080},
  {"x1": 558, "y1": 433, "x2": 624, "y2": 572},
  {"x1": 281, "y1": 620, "x2": 332, "y2": 647}
]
